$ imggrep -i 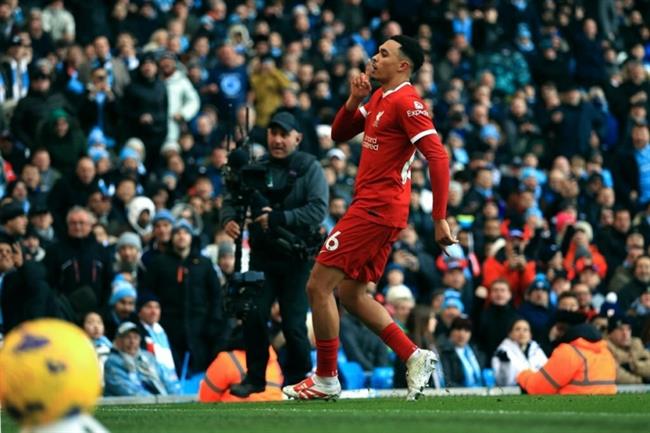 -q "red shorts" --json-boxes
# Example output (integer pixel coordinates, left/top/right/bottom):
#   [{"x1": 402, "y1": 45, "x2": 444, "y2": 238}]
[{"x1": 316, "y1": 212, "x2": 402, "y2": 283}]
